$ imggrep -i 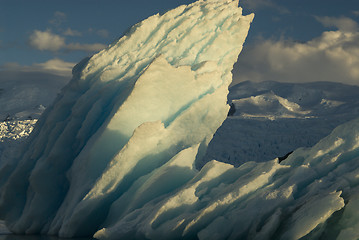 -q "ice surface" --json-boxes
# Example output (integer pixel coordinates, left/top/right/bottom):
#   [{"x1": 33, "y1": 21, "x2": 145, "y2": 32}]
[{"x1": 0, "y1": 0, "x2": 253, "y2": 238}]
